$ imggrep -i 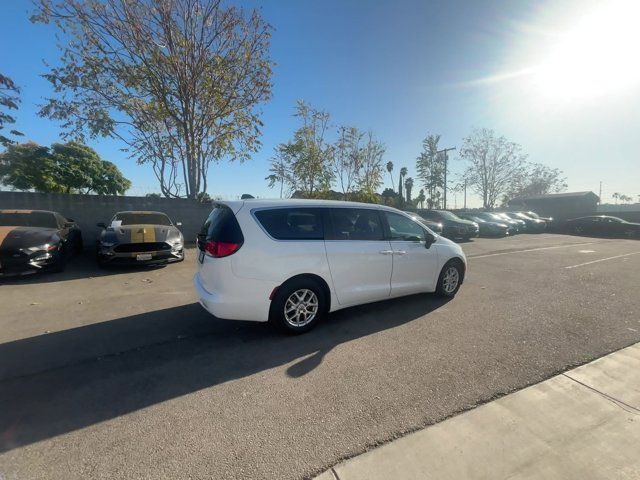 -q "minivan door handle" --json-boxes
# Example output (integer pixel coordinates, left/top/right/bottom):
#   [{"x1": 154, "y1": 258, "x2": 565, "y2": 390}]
[
  {"x1": 393, "y1": 250, "x2": 407, "y2": 255},
  {"x1": 379, "y1": 250, "x2": 394, "y2": 255}
]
